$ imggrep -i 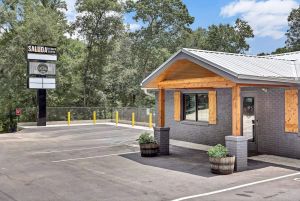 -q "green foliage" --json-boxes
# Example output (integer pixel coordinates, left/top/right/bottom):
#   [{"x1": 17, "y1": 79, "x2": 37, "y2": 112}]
[
  {"x1": 286, "y1": 6, "x2": 300, "y2": 51},
  {"x1": 207, "y1": 144, "x2": 229, "y2": 158},
  {"x1": 136, "y1": 132, "x2": 156, "y2": 144},
  {"x1": 0, "y1": 0, "x2": 258, "y2": 130},
  {"x1": 0, "y1": 110, "x2": 17, "y2": 133},
  {"x1": 74, "y1": 0, "x2": 125, "y2": 107},
  {"x1": 272, "y1": 6, "x2": 300, "y2": 54},
  {"x1": 204, "y1": 19, "x2": 254, "y2": 53}
]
